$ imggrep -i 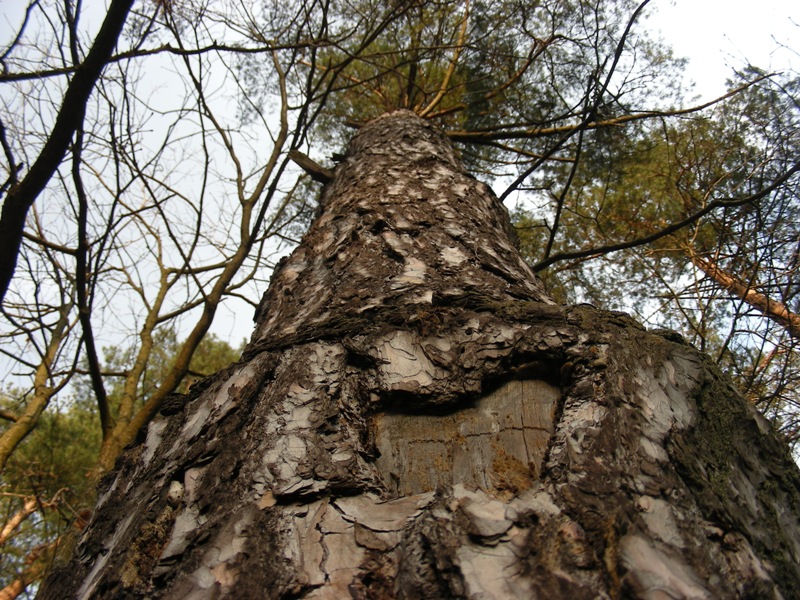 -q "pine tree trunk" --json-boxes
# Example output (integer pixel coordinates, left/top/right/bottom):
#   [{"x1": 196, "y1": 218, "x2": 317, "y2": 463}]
[{"x1": 39, "y1": 111, "x2": 800, "y2": 599}]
